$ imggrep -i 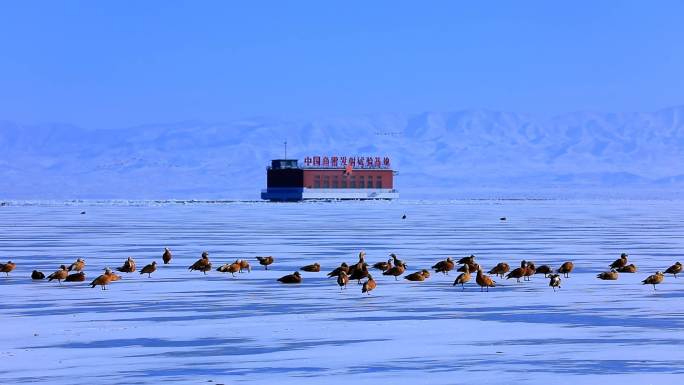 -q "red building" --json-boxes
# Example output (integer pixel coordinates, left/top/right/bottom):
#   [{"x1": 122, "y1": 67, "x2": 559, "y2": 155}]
[{"x1": 261, "y1": 156, "x2": 398, "y2": 201}]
